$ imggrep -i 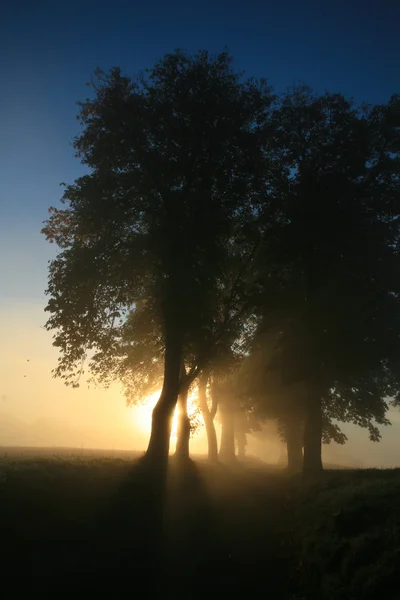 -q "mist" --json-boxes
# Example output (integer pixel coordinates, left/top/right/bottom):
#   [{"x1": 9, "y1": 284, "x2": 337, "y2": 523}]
[
  {"x1": 1, "y1": 5, "x2": 400, "y2": 595},
  {"x1": 1, "y1": 299, "x2": 400, "y2": 474}
]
